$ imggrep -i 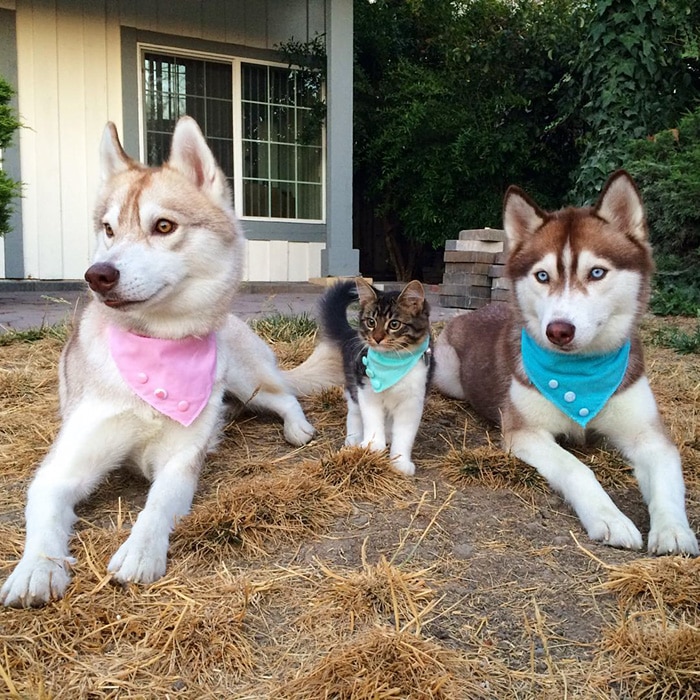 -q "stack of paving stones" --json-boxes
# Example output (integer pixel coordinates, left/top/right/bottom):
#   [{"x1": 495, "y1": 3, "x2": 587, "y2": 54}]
[{"x1": 439, "y1": 228, "x2": 510, "y2": 309}]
